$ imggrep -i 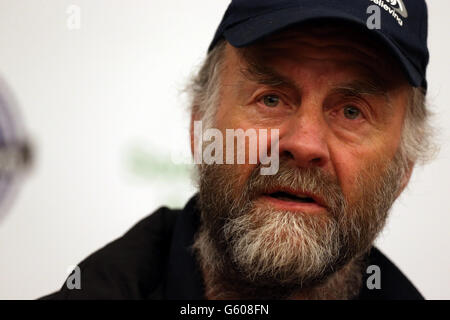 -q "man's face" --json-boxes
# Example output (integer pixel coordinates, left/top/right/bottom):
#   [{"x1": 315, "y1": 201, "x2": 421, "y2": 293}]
[{"x1": 194, "y1": 24, "x2": 411, "y2": 298}]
